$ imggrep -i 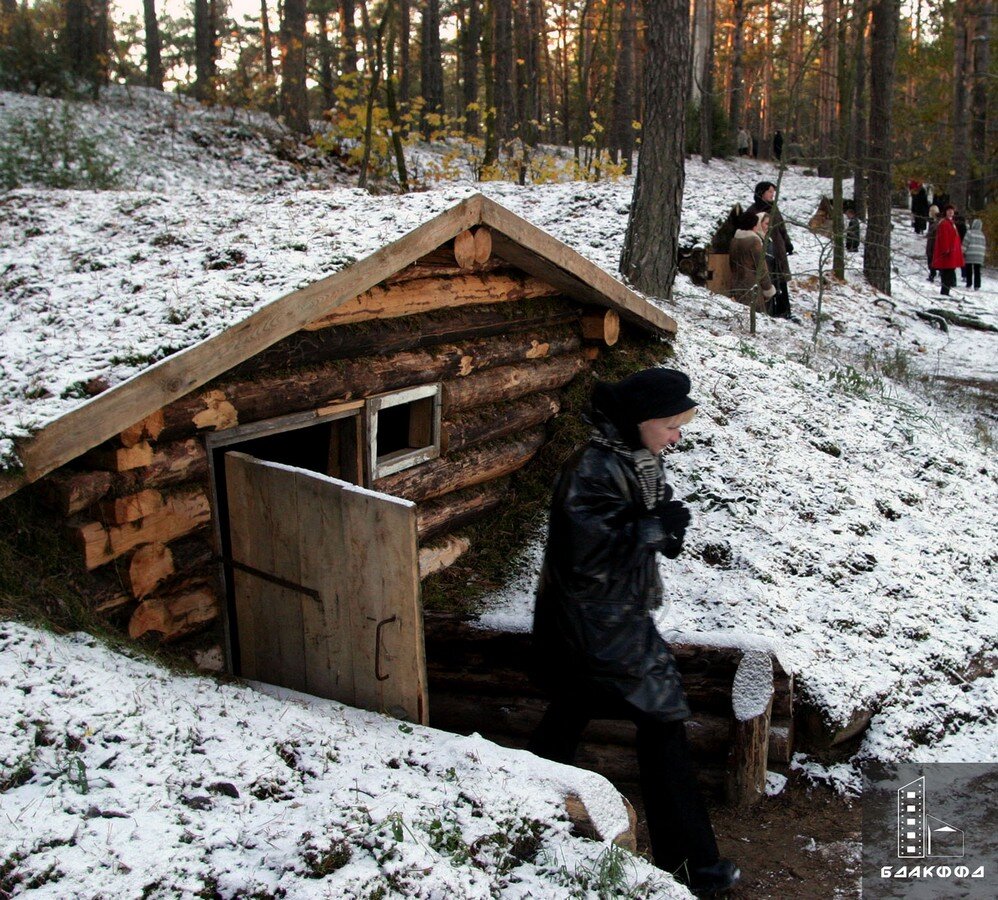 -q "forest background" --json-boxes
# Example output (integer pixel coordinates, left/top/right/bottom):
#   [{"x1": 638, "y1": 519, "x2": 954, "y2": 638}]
[{"x1": 0, "y1": 0, "x2": 995, "y2": 265}]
